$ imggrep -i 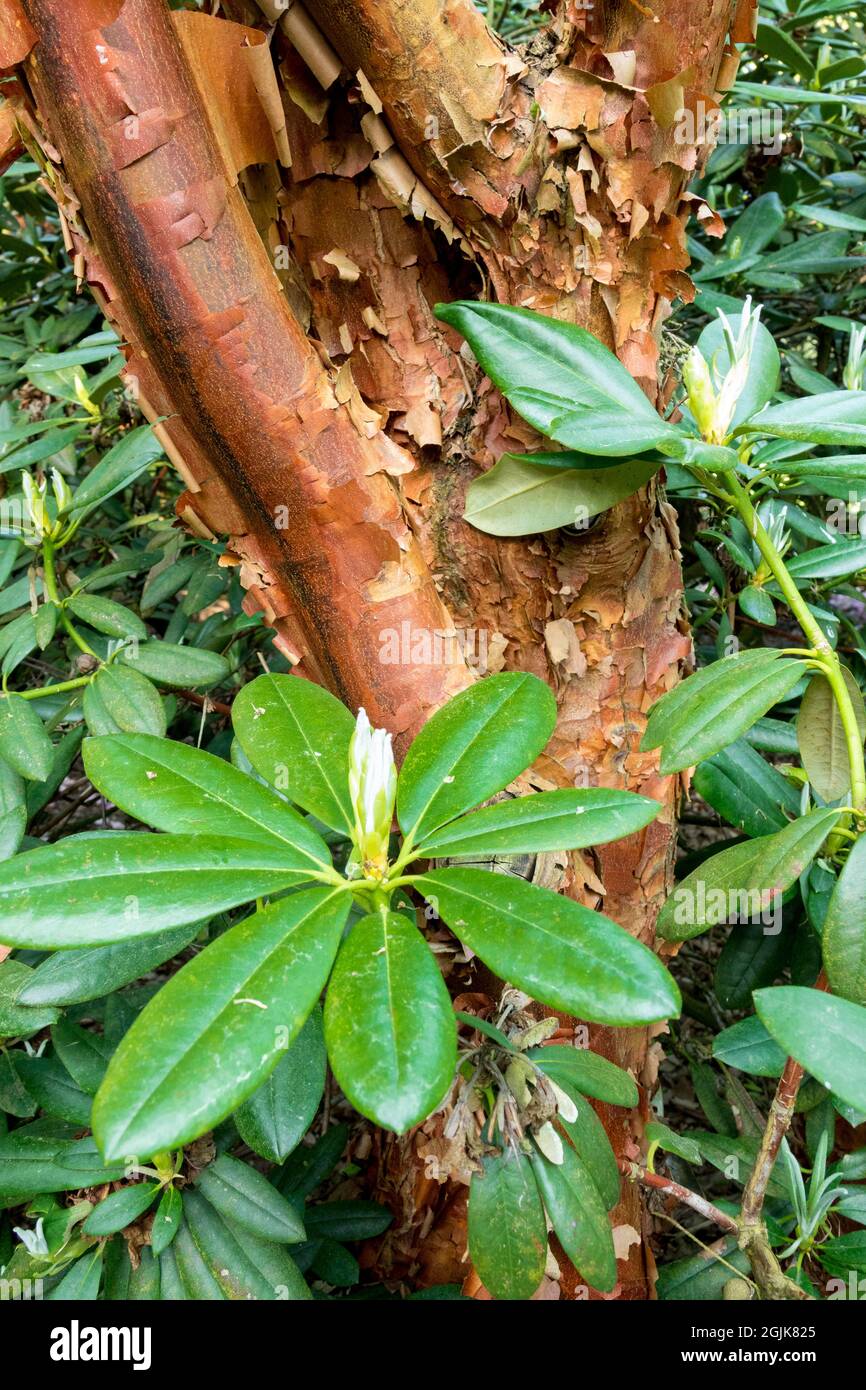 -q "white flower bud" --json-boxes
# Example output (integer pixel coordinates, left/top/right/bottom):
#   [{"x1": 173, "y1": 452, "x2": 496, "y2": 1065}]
[
  {"x1": 684, "y1": 296, "x2": 763, "y2": 445},
  {"x1": 348, "y1": 707, "x2": 397, "y2": 880},
  {"x1": 22, "y1": 472, "x2": 48, "y2": 542},
  {"x1": 844, "y1": 324, "x2": 866, "y2": 392}
]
